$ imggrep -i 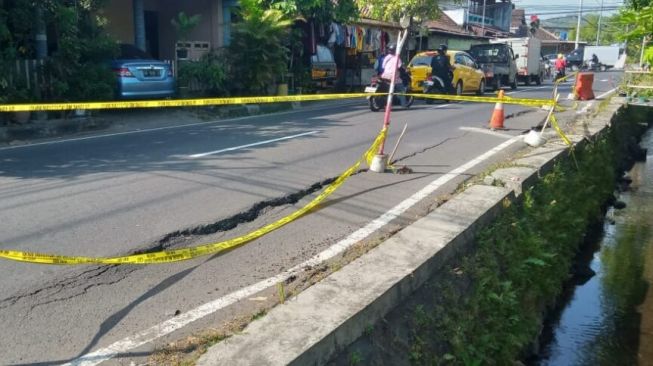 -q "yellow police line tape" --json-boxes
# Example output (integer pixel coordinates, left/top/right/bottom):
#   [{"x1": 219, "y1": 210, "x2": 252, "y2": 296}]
[
  {"x1": 0, "y1": 129, "x2": 387, "y2": 265},
  {"x1": 0, "y1": 93, "x2": 375, "y2": 112},
  {"x1": 0, "y1": 91, "x2": 557, "y2": 113},
  {"x1": 404, "y1": 93, "x2": 554, "y2": 108},
  {"x1": 0, "y1": 90, "x2": 572, "y2": 265}
]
